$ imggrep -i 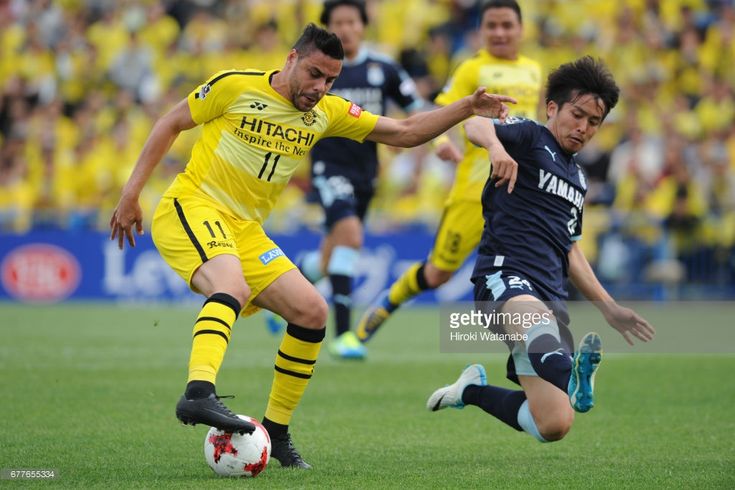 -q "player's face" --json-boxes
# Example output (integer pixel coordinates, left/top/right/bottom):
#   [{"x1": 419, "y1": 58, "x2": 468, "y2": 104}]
[
  {"x1": 546, "y1": 92, "x2": 606, "y2": 153},
  {"x1": 327, "y1": 5, "x2": 365, "y2": 58},
  {"x1": 480, "y1": 7, "x2": 522, "y2": 60},
  {"x1": 287, "y1": 50, "x2": 342, "y2": 111}
]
